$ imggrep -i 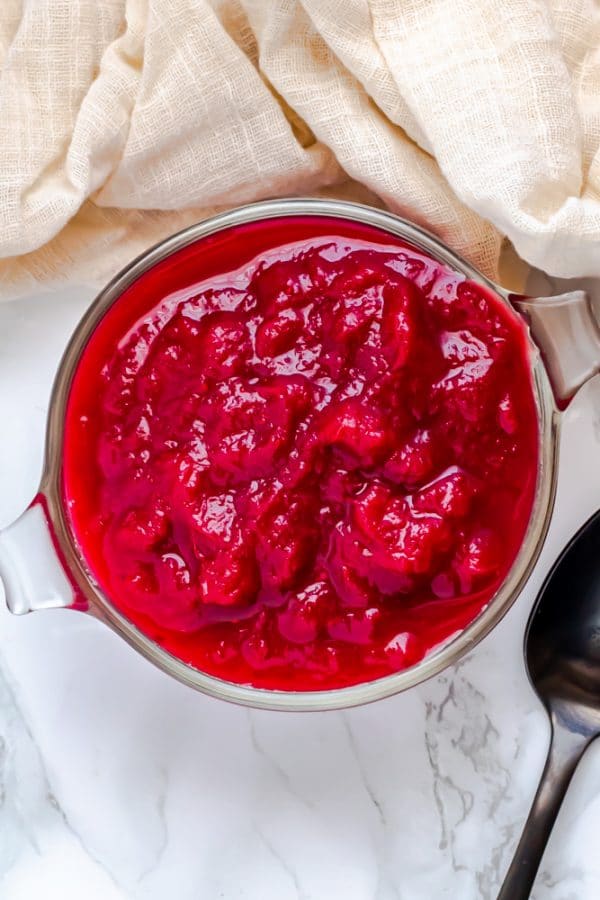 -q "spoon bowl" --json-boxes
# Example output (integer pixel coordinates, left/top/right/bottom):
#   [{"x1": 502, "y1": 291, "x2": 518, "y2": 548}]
[
  {"x1": 499, "y1": 509, "x2": 600, "y2": 898},
  {"x1": 527, "y1": 510, "x2": 600, "y2": 708}
]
